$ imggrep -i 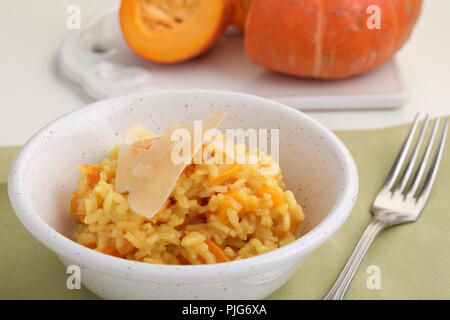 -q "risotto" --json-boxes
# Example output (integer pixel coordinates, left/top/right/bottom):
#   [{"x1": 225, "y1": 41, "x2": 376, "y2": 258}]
[{"x1": 70, "y1": 123, "x2": 304, "y2": 265}]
